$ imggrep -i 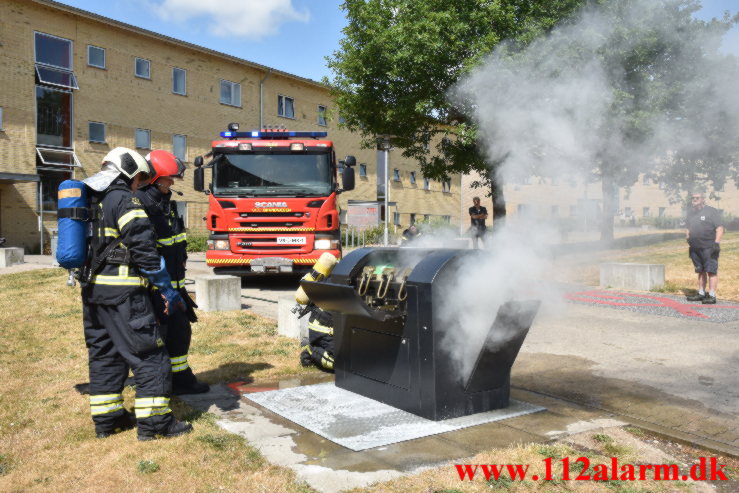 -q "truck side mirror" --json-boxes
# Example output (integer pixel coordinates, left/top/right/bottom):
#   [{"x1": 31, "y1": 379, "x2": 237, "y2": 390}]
[
  {"x1": 342, "y1": 166, "x2": 355, "y2": 191},
  {"x1": 194, "y1": 167, "x2": 204, "y2": 192},
  {"x1": 194, "y1": 156, "x2": 204, "y2": 168},
  {"x1": 344, "y1": 155, "x2": 356, "y2": 167}
]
